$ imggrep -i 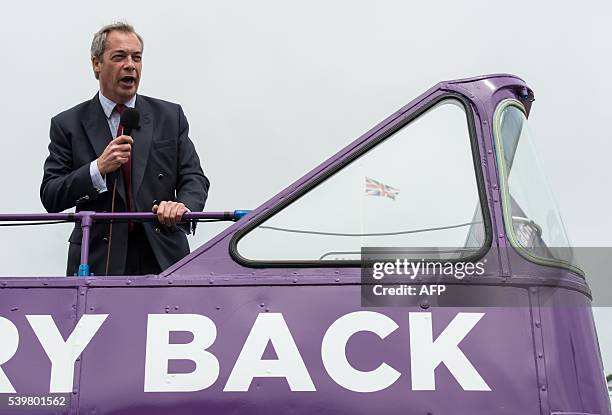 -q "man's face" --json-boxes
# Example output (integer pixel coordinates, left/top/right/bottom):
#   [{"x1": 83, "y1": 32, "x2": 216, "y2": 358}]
[{"x1": 92, "y1": 30, "x2": 142, "y2": 103}]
